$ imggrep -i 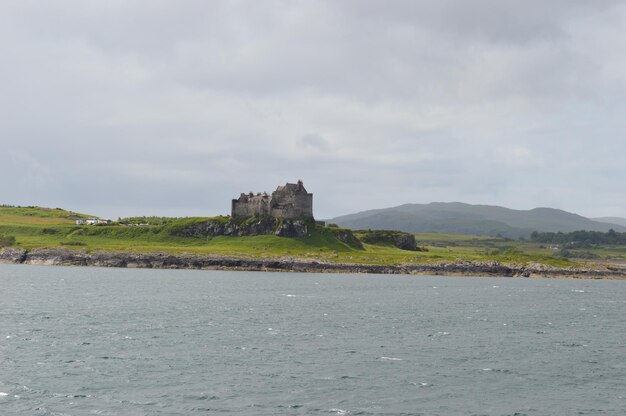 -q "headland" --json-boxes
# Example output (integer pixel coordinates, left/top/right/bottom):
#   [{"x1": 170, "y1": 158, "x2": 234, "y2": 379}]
[{"x1": 1, "y1": 181, "x2": 626, "y2": 279}]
